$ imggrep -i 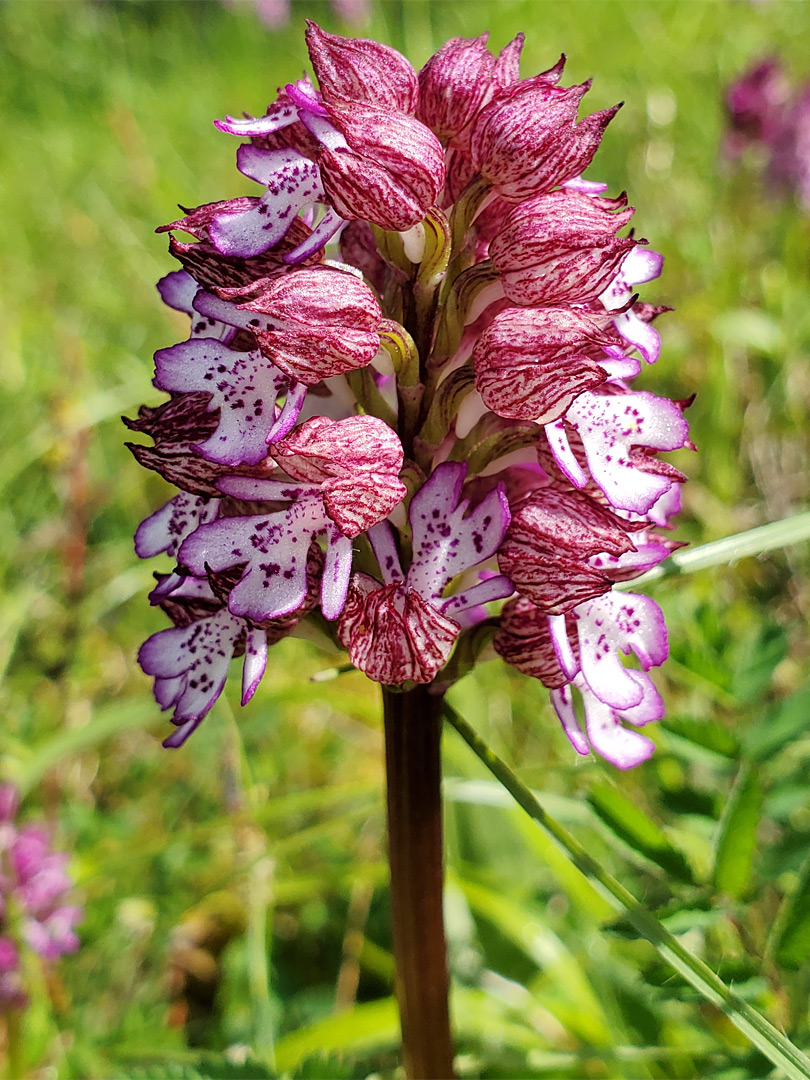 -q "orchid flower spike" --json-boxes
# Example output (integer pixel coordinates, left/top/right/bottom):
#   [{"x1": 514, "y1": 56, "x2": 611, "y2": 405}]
[{"x1": 131, "y1": 24, "x2": 691, "y2": 766}]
